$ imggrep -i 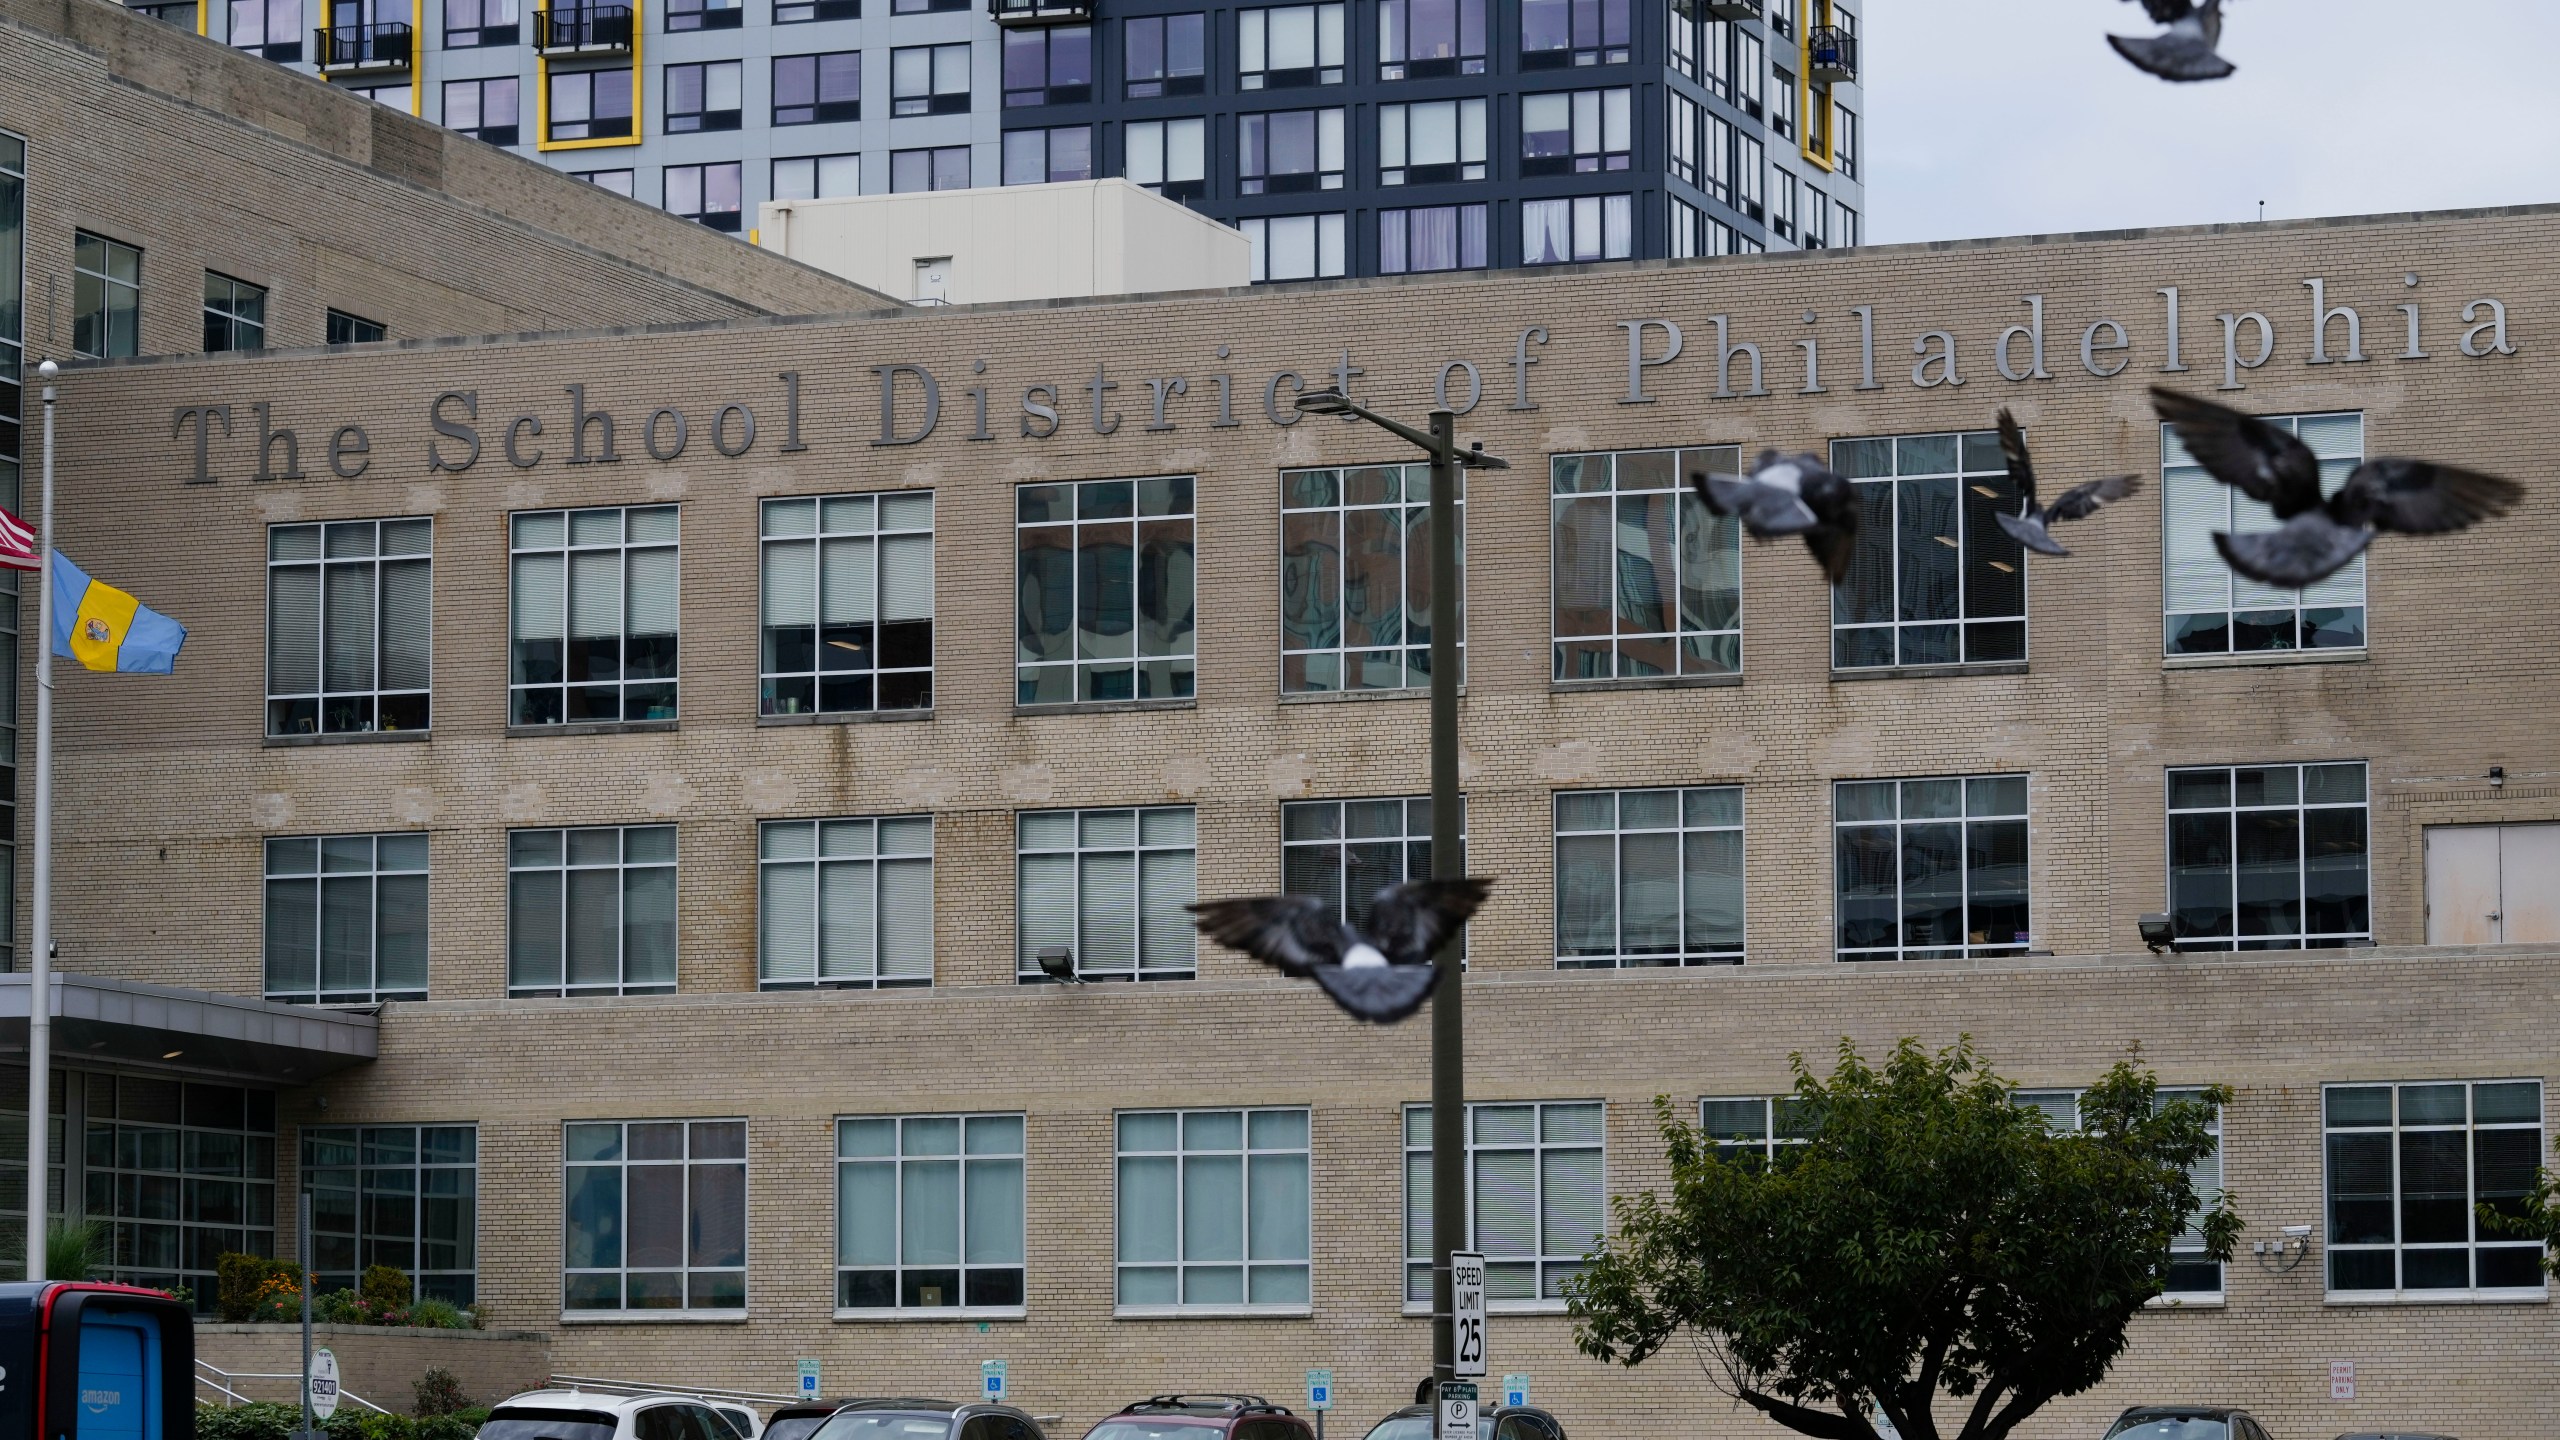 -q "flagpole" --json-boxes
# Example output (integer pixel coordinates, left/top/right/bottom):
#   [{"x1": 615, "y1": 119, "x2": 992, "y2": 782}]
[{"x1": 27, "y1": 357, "x2": 55, "y2": 1283}]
